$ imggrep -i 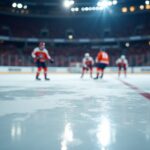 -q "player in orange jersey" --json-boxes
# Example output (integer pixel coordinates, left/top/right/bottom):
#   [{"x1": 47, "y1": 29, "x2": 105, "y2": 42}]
[
  {"x1": 32, "y1": 42, "x2": 54, "y2": 80},
  {"x1": 116, "y1": 55, "x2": 128, "y2": 77},
  {"x1": 81, "y1": 53, "x2": 94, "y2": 78},
  {"x1": 94, "y1": 49, "x2": 110, "y2": 79}
]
